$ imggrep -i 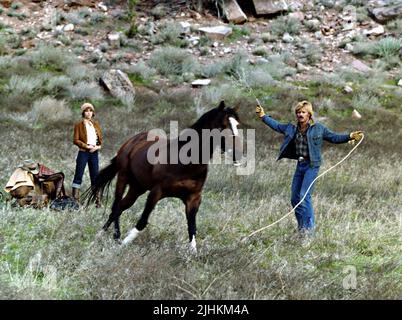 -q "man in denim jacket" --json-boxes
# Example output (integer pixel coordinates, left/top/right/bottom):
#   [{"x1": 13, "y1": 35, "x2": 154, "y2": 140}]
[{"x1": 256, "y1": 101, "x2": 363, "y2": 234}]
